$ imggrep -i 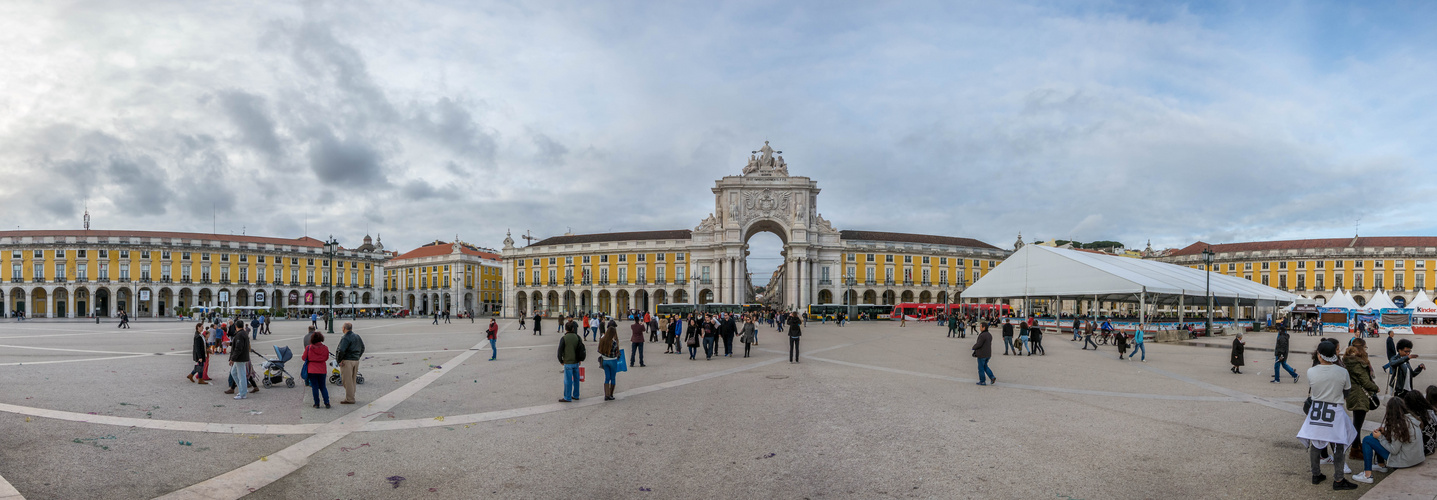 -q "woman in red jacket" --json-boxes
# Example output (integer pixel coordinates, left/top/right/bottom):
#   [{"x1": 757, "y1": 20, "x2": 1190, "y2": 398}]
[{"x1": 302, "y1": 332, "x2": 331, "y2": 409}]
